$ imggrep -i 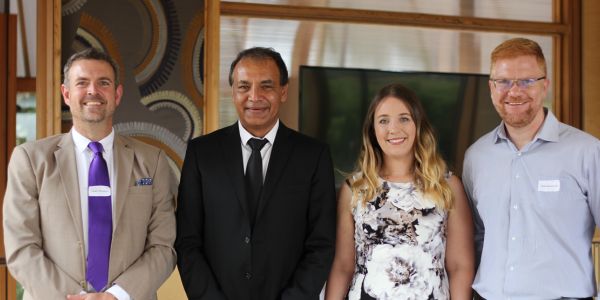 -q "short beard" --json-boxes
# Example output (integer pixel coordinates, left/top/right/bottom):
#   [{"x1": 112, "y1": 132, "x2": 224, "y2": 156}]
[{"x1": 498, "y1": 105, "x2": 535, "y2": 128}]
